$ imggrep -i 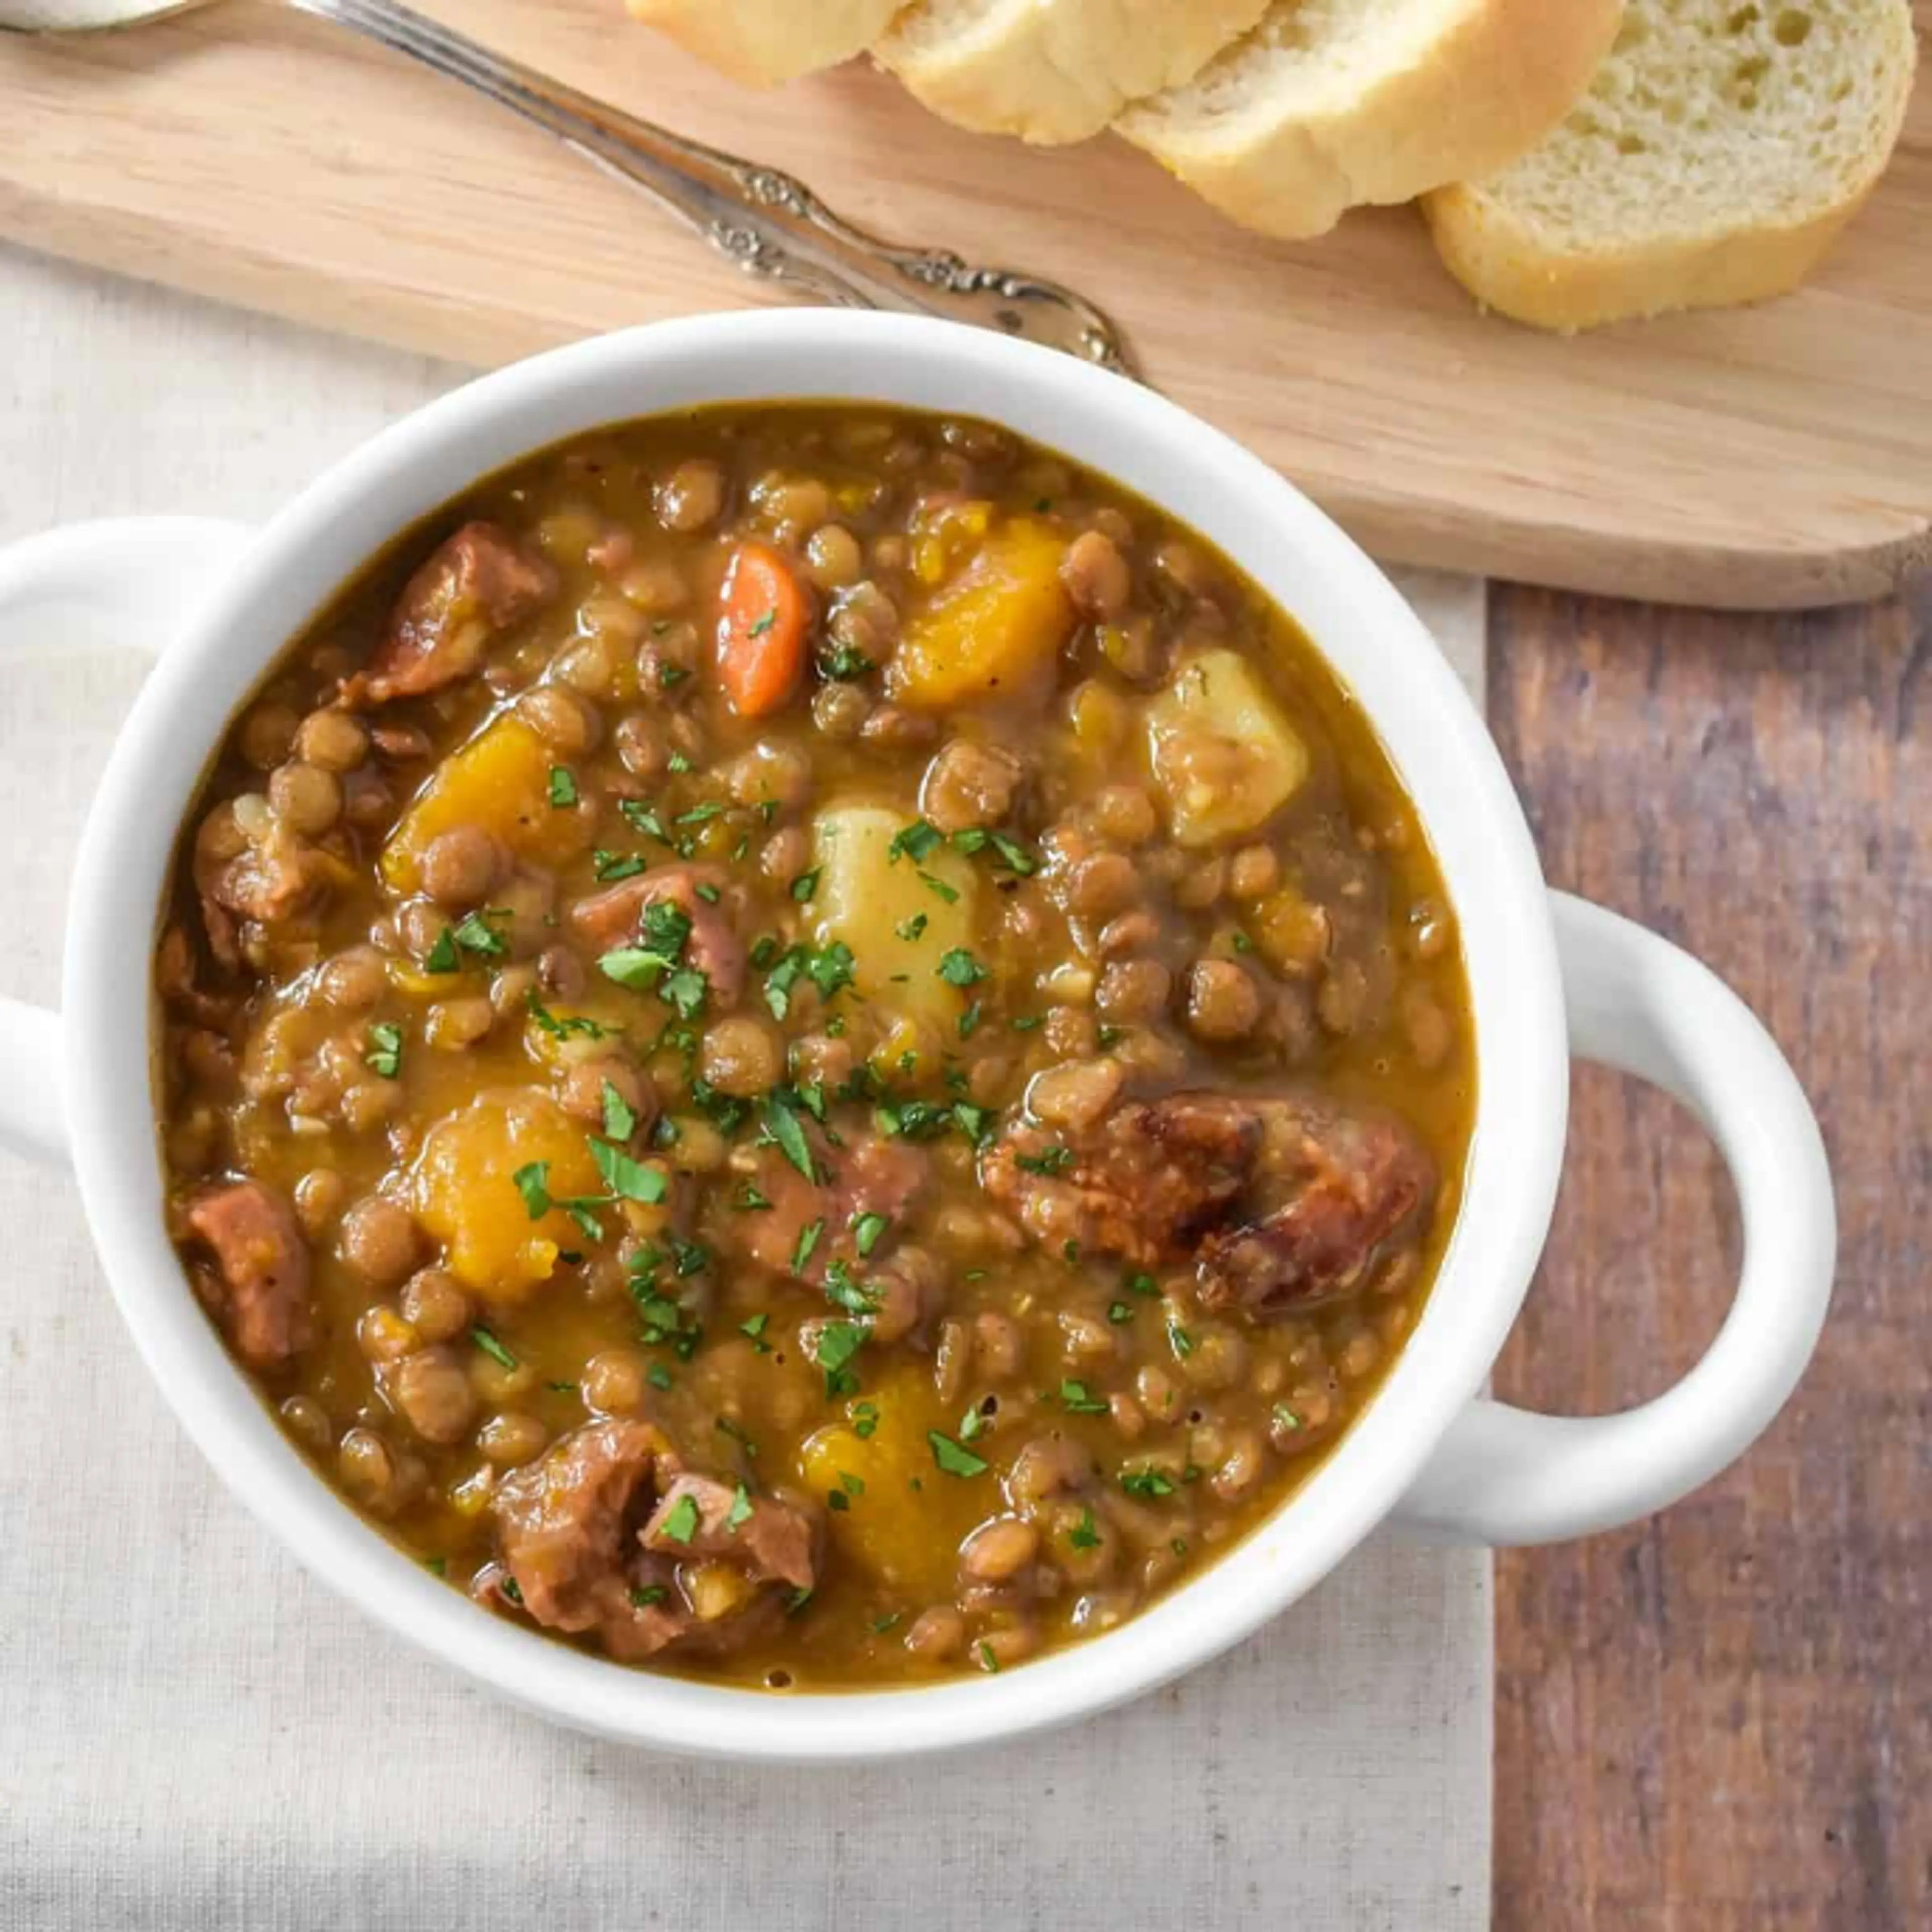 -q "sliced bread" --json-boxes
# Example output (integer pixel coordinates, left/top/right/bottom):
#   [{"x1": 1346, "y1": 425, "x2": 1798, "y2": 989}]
[
  {"x1": 1115, "y1": 0, "x2": 1626, "y2": 239},
  {"x1": 875, "y1": 0, "x2": 1273, "y2": 145},
  {"x1": 626, "y1": 0, "x2": 906, "y2": 88},
  {"x1": 1423, "y1": 0, "x2": 1918, "y2": 330}
]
